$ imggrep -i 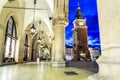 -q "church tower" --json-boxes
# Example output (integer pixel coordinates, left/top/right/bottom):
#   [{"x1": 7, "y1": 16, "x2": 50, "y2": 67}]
[{"x1": 72, "y1": 4, "x2": 91, "y2": 61}]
